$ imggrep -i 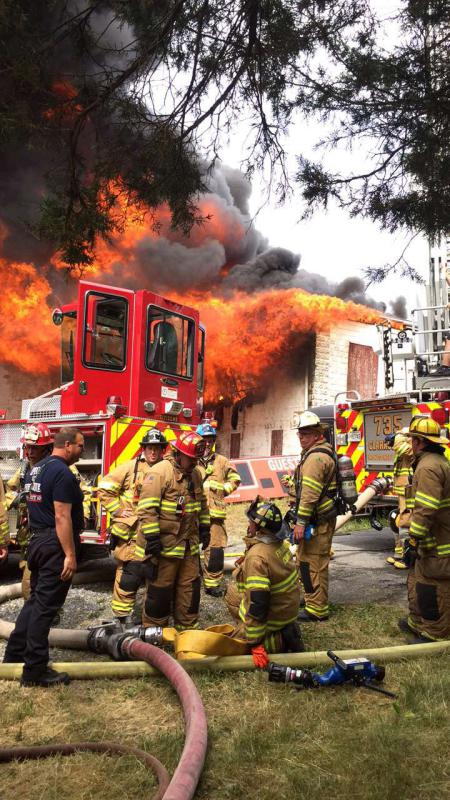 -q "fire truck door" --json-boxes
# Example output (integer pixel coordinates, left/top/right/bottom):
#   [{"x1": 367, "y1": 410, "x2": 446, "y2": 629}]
[{"x1": 74, "y1": 282, "x2": 135, "y2": 414}]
